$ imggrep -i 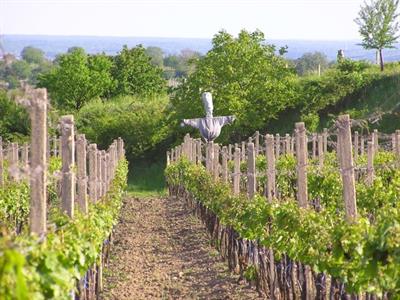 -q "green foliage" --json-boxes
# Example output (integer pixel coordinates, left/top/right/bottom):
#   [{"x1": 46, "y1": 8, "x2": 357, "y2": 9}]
[
  {"x1": 76, "y1": 95, "x2": 171, "y2": 161},
  {"x1": 145, "y1": 46, "x2": 164, "y2": 67},
  {"x1": 172, "y1": 30, "x2": 297, "y2": 141},
  {"x1": 166, "y1": 153, "x2": 400, "y2": 294},
  {"x1": 163, "y1": 49, "x2": 201, "y2": 79},
  {"x1": 0, "y1": 159, "x2": 128, "y2": 300},
  {"x1": 0, "y1": 90, "x2": 30, "y2": 141},
  {"x1": 111, "y1": 45, "x2": 166, "y2": 97},
  {"x1": 355, "y1": 0, "x2": 400, "y2": 70},
  {"x1": 38, "y1": 48, "x2": 114, "y2": 110},
  {"x1": 21, "y1": 47, "x2": 45, "y2": 65},
  {"x1": 293, "y1": 51, "x2": 330, "y2": 76}
]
